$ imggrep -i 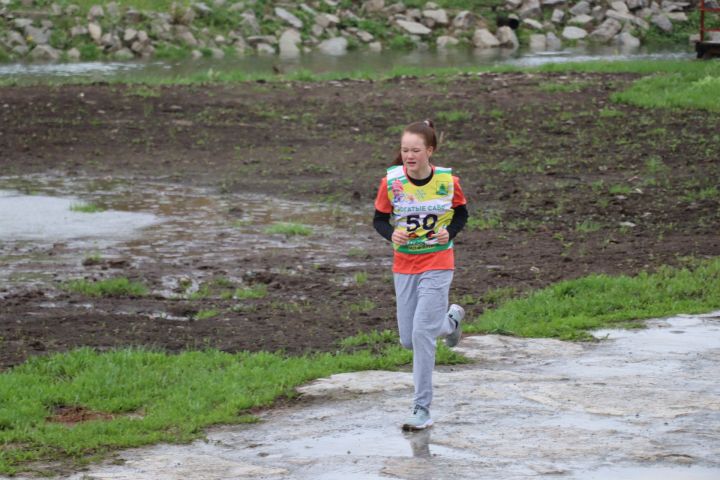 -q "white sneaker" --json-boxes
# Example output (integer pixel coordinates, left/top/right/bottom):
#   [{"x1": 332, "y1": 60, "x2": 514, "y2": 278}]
[{"x1": 445, "y1": 304, "x2": 465, "y2": 348}]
